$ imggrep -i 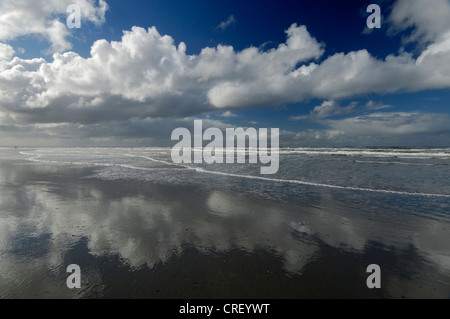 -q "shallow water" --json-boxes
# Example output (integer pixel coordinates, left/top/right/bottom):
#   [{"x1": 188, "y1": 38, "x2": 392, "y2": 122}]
[{"x1": 0, "y1": 147, "x2": 448, "y2": 298}]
